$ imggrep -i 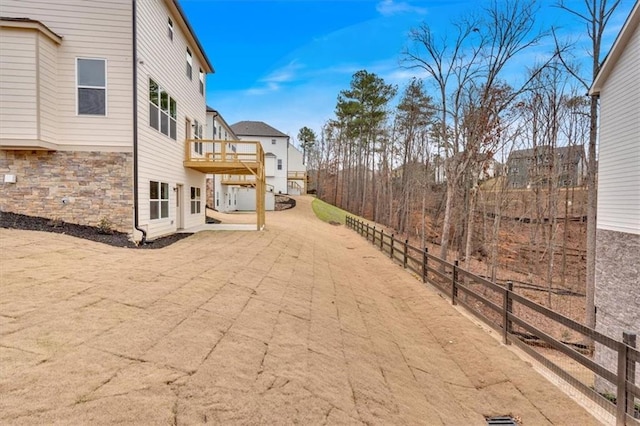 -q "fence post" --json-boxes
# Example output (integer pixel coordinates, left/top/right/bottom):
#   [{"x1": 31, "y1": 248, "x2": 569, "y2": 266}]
[
  {"x1": 617, "y1": 331, "x2": 637, "y2": 425},
  {"x1": 422, "y1": 247, "x2": 428, "y2": 283},
  {"x1": 372, "y1": 226, "x2": 376, "y2": 244},
  {"x1": 390, "y1": 234, "x2": 394, "y2": 259},
  {"x1": 503, "y1": 281, "x2": 513, "y2": 345},
  {"x1": 403, "y1": 239, "x2": 408, "y2": 269},
  {"x1": 451, "y1": 260, "x2": 458, "y2": 305},
  {"x1": 366, "y1": 223, "x2": 369, "y2": 240},
  {"x1": 380, "y1": 230, "x2": 384, "y2": 250}
]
